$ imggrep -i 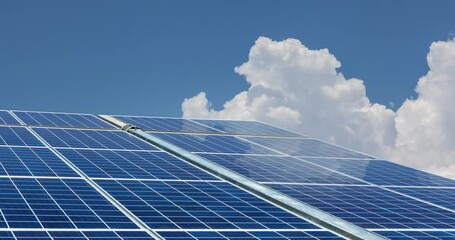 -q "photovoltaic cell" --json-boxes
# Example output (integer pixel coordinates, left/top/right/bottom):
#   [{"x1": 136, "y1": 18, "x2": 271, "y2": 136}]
[
  {"x1": 198, "y1": 153, "x2": 362, "y2": 184},
  {"x1": 96, "y1": 180, "x2": 319, "y2": 230},
  {"x1": 0, "y1": 111, "x2": 20, "y2": 125},
  {"x1": 242, "y1": 136, "x2": 373, "y2": 159},
  {"x1": 376, "y1": 230, "x2": 455, "y2": 240},
  {"x1": 387, "y1": 187, "x2": 455, "y2": 210},
  {"x1": 33, "y1": 128, "x2": 158, "y2": 151},
  {"x1": 305, "y1": 158, "x2": 455, "y2": 187},
  {"x1": 12, "y1": 111, "x2": 114, "y2": 129},
  {"x1": 0, "y1": 231, "x2": 154, "y2": 240},
  {"x1": 57, "y1": 149, "x2": 218, "y2": 181},
  {"x1": 0, "y1": 127, "x2": 44, "y2": 147},
  {"x1": 113, "y1": 116, "x2": 219, "y2": 133},
  {"x1": 267, "y1": 184, "x2": 455, "y2": 229},
  {"x1": 151, "y1": 133, "x2": 278, "y2": 155},
  {"x1": 194, "y1": 119, "x2": 302, "y2": 137},
  {"x1": 0, "y1": 146, "x2": 78, "y2": 177},
  {"x1": 158, "y1": 230, "x2": 343, "y2": 239}
]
